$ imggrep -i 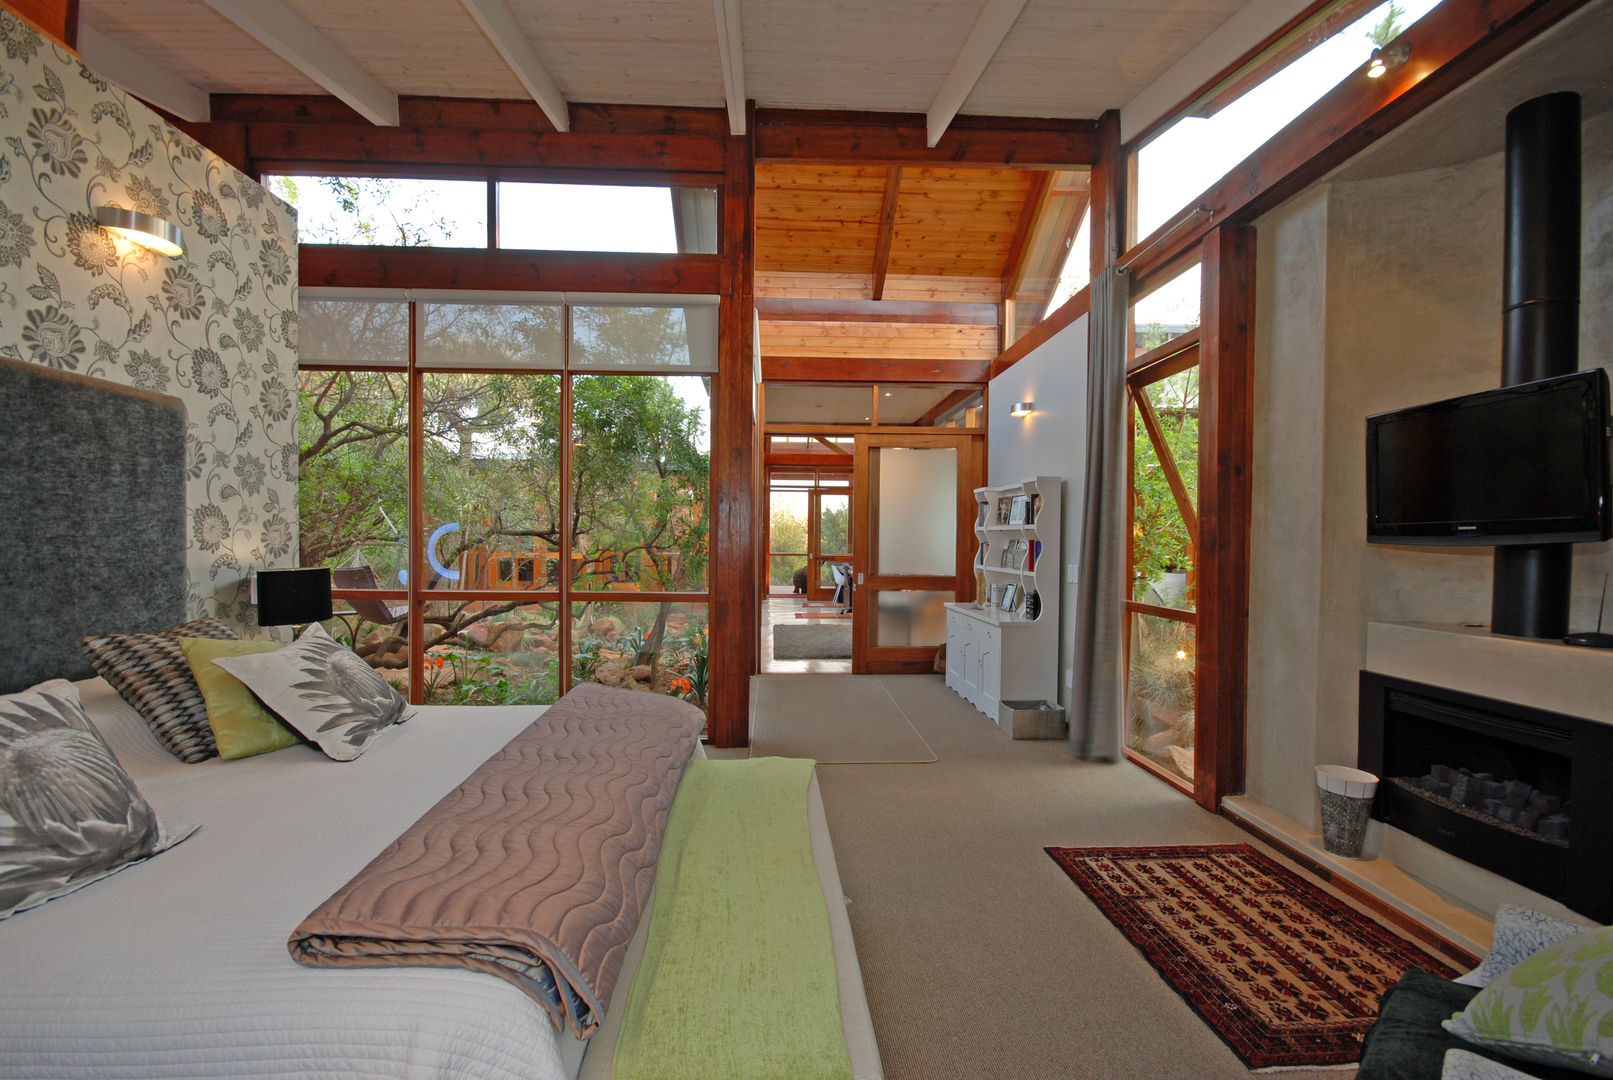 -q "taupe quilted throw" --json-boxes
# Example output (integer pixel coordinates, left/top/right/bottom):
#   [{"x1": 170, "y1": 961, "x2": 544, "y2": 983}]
[{"x1": 288, "y1": 683, "x2": 706, "y2": 1038}]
